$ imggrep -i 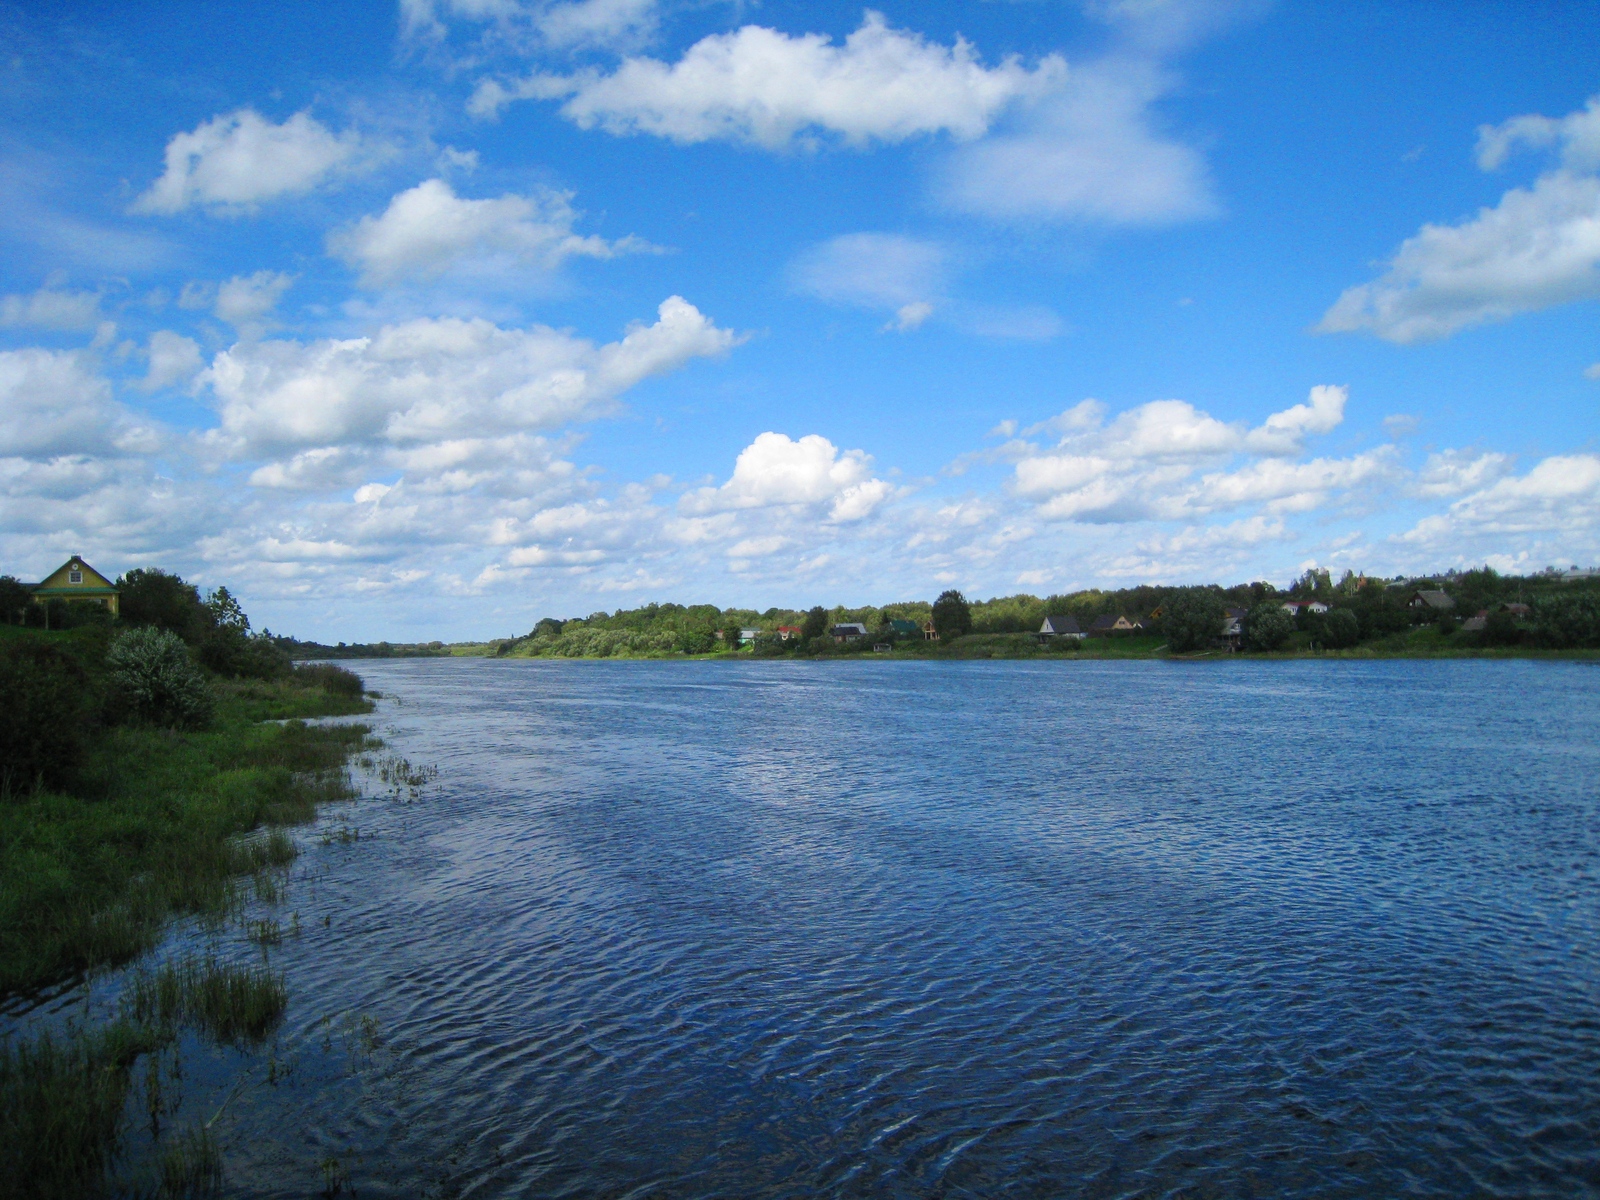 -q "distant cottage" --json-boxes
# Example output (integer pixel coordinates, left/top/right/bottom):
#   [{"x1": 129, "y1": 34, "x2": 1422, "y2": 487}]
[
  {"x1": 1088, "y1": 615, "x2": 1137, "y2": 636},
  {"x1": 1408, "y1": 590, "x2": 1454, "y2": 612},
  {"x1": 775, "y1": 625, "x2": 803, "y2": 640},
  {"x1": 830, "y1": 622, "x2": 868, "y2": 643},
  {"x1": 28, "y1": 555, "x2": 119, "y2": 617},
  {"x1": 1038, "y1": 614, "x2": 1084, "y2": 640},
  {"x1": 888, "y1": 619, "x2": 921, "y2": 639}
]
